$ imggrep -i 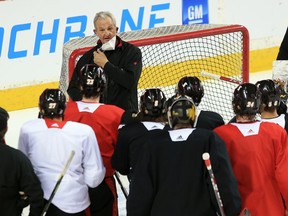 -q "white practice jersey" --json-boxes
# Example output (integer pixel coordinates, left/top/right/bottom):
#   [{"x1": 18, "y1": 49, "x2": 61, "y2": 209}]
[{"x1": 18, "y1": 118, "x2": 105, "y2": 213}]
